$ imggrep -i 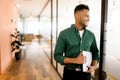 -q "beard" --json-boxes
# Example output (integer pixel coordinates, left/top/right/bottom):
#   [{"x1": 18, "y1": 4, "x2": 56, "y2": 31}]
[{"x1": 79, "y1": 22, "x2": 88, "y2": 28}]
